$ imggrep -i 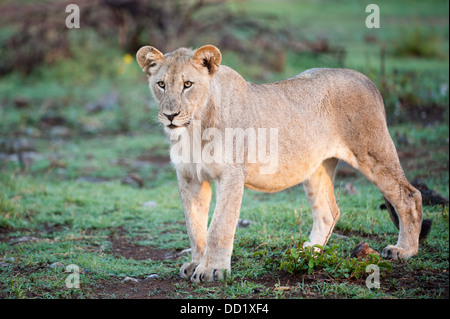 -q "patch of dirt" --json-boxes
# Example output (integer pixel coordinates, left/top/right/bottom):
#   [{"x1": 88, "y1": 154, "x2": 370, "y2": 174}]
[
  {"x1": 399, "y1": 101, "x2": 447, "y2": 126},
  {"x1": 92, "y1": 277, "x2": 195, "y2": 299},
  {"x1": 385, "y1": 266, "x2": 449, "y2": 299},
  {"x1": 399, "y1": 145, "x2": 449, "y2": 178},
  {"x1": 3, "y1": 223, "x2": 448, "y2": 299},
  {"x1": 249, "y1": 271, "x2": 339, "y2": 298},
  {"x1": 111, "y1": 147, "x2": 170, "y2": 169},
  {"x1": 136, "y1": 150, "x2": 170, "y2": 166},
  {"x1": 334, "y1": 228, "x2": 391, "y2": 243},
  {"x1": 88, "y1": 270, "x2": 353, "y2": 299},
  {"x1": 0, "y1": 226, "x2": 12, "y2": 243},
  {"x1": 109, "y1": 235, "x2": 175, "y2": 261}
]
